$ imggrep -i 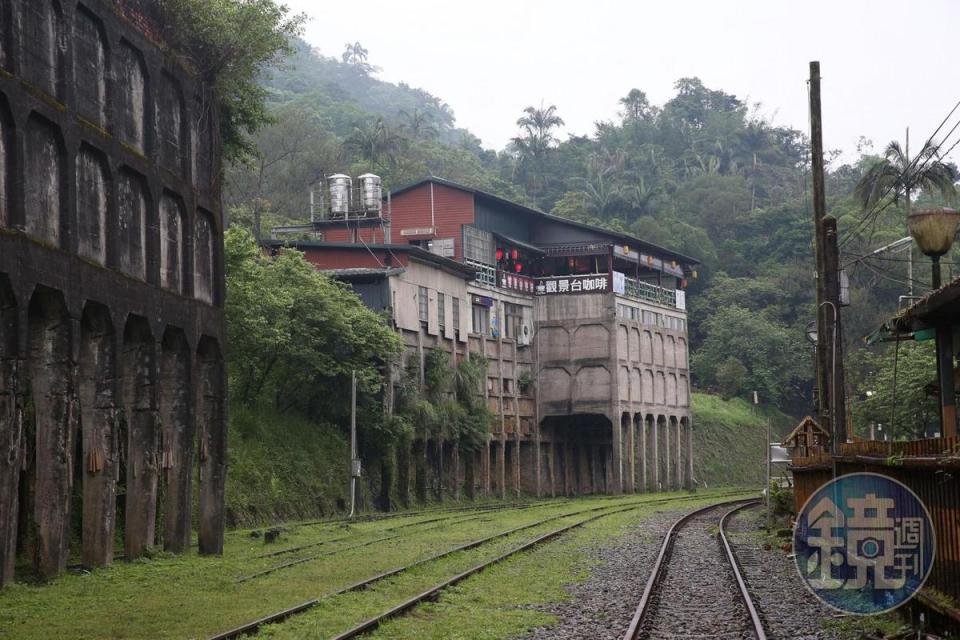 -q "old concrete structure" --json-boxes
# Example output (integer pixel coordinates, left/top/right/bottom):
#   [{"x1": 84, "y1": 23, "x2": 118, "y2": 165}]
[
  {"x1": 274, "y1": 177, "x2": 696, "y2": 499},
  {"x1": 0, "y1": 0, "x2": 226, "y2": 585}
]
